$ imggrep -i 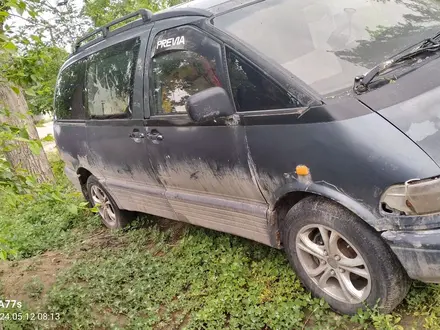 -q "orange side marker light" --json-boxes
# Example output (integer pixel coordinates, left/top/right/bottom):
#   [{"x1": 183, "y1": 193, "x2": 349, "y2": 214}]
[{"x1": 296, "y1": 165, "x2": 310, "y2": 176}]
